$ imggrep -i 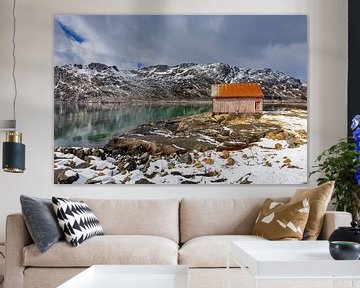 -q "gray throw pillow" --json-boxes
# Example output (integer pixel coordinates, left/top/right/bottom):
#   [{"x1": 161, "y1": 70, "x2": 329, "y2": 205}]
[{"x1": 20, "y1": 195, "x2": 64, "y2": 253}]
